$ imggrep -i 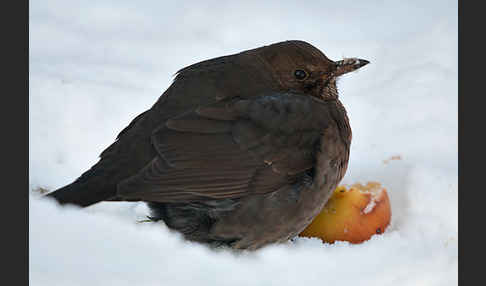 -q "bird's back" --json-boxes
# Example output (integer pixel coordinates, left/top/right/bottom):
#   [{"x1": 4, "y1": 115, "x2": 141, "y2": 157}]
[{"x1": 46, "y1": 50, "x2": 275, "y2": 206}]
